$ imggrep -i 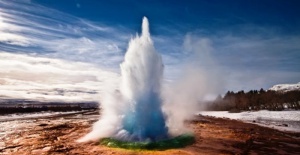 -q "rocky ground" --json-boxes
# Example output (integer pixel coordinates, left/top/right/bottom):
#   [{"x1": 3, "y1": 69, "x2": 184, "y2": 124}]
[{"x1": 1, "y1": 111, "x2": 299, "y2": 155}]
